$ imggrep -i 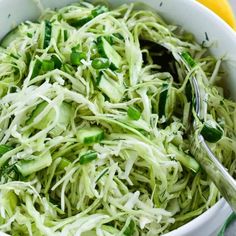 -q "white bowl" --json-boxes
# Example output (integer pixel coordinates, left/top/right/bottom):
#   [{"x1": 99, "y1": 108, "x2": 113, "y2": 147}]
[{"x1": 0, "y1": 0, "x2": 235, "y2": 235}]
